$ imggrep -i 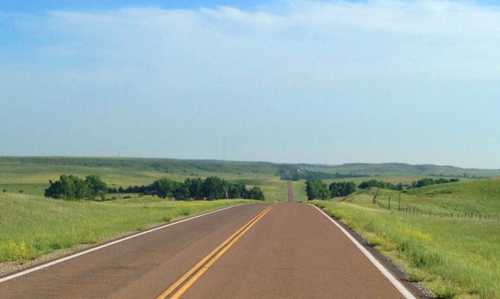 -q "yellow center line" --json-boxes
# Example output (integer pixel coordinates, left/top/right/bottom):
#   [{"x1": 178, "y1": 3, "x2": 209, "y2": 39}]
[{"x1": 156, "y1": 206, "x2": 272, "y2": 299}]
